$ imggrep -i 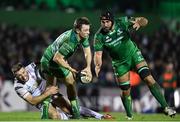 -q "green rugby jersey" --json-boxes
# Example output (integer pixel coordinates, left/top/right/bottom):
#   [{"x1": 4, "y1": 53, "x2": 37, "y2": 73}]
[
  {"x1": 94, "y1": 16, "x2": 139, "y2": 62},
  {"x1": 42, "y1": 29, "x2": 89, "y2": 61}
]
